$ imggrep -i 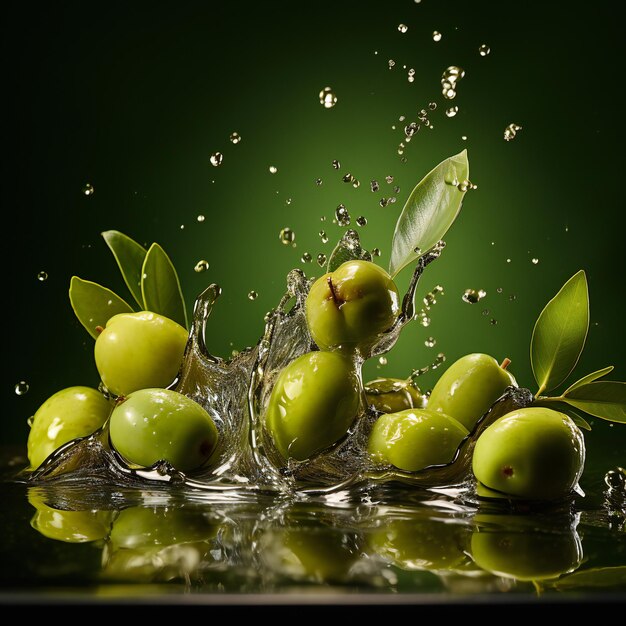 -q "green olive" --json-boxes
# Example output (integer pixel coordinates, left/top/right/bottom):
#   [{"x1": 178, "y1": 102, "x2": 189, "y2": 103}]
[
  {"x1": 264, "y1": 351, "x2": 360, "y2": 461},
  {"x1": 472, "y1": 407, "x2": 585, "y2": 500},
  {"x1": 27, "y1": 386, "x2": 111, "y2": 469},
  {"x1": 364, "y1": 377, "x2": 425, "y2": 413},
  {"x1": 368, "y1": 408, "x2": 468, "y2": 472},
  {"x1": 427, "y1": 353, "x2": 516, "y2": 431},
  {"x1": 95, "y1": 311, "x2": 188, "y2": 396},
  {"x1": 109, "y1": 388, "x2": 218, "y2": 472},
  {"x1": 305, "y1": 260, "x2": 400, "y2": 353}
]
